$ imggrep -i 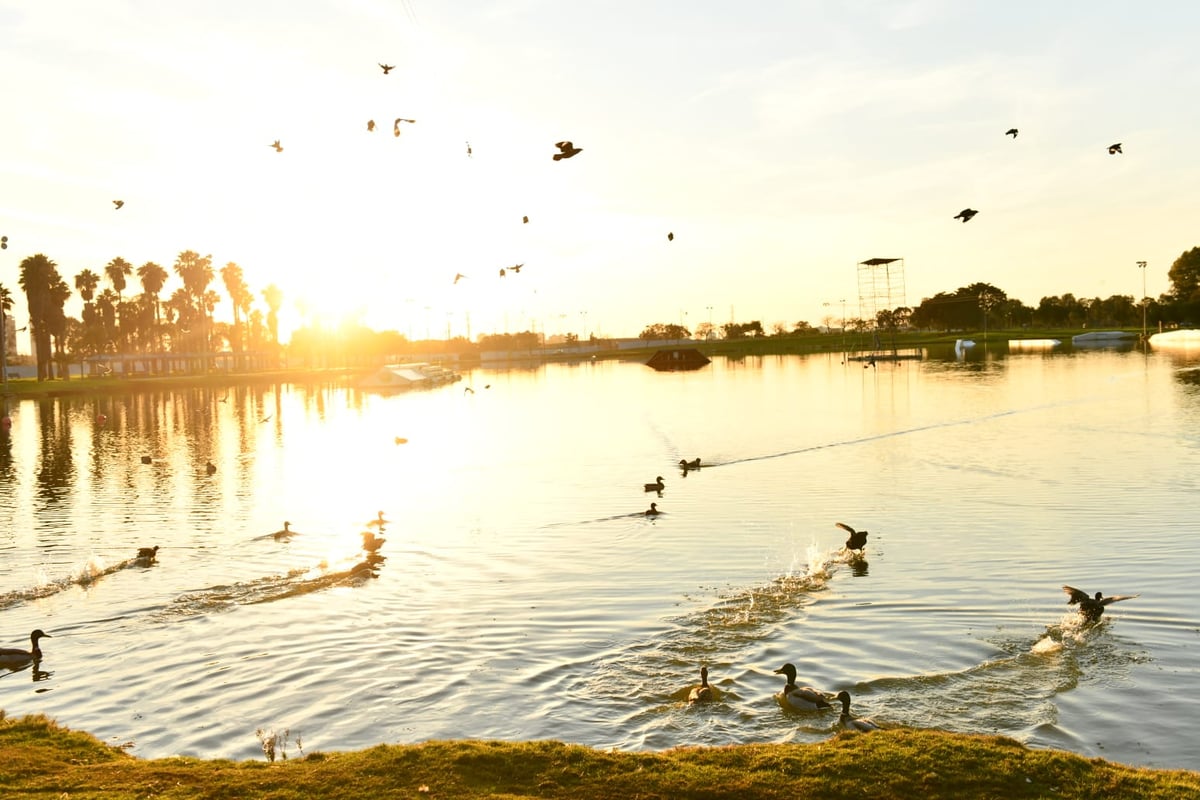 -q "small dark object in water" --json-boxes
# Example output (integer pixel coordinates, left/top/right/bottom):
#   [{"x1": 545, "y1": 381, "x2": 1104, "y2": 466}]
[
  {"x1": 644, "y1": 502, "x2": 660, "y2": 517},
  {"x1": 644, "y1": 476, "x2": 665, "y2": 492},
  {"x1": 0, "y1": 629, "x2": 51, "y2": 665},
  {"x1": 679, "y1": 458, "x2": 701, "y2": 470},
  {"x1": 136, "y1": 545, "x2": 159, "y2": 561},
  {"x1": 140, "y1": 455, "x2": 152, "y2": 464},
  {"x1": 362, "y1": 531, "x2": 386, "y2": 553},
  {"x1": 835, "y1": 522, "x2": 868, "y2": 553},
  {"x1": 205, "y1": 460, "x2": 217, "y2": 475}
]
